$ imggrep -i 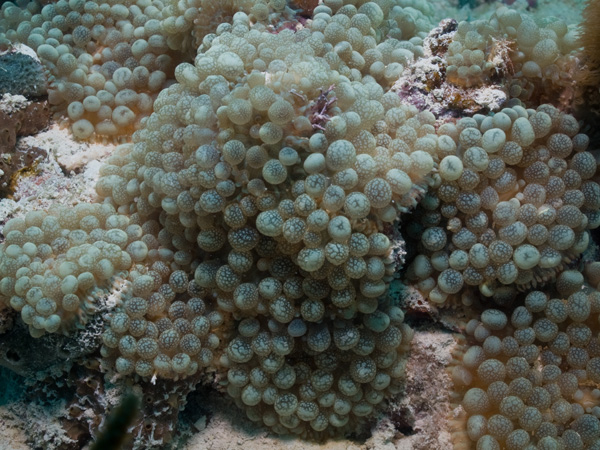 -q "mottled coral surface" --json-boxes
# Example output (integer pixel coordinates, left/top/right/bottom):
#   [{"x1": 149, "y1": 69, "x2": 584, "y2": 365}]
[{"x1": 0, "y1": 0, "x2": 598, "y2": 449}]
